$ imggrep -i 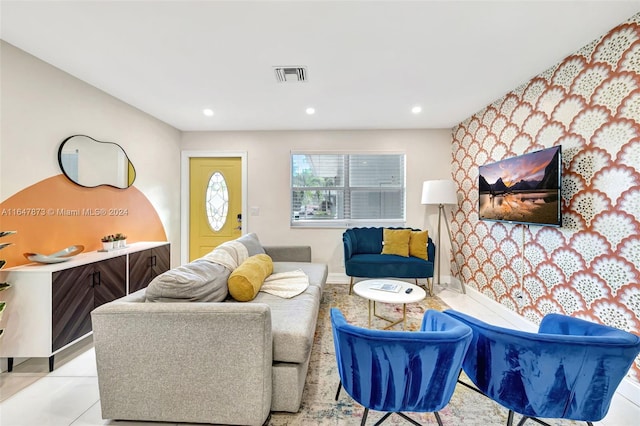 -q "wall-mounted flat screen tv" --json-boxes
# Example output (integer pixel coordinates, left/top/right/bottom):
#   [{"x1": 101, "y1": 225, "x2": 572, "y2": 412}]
[{"x1": 479, "y1": 146, "x2": 562, "y2": 227}]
